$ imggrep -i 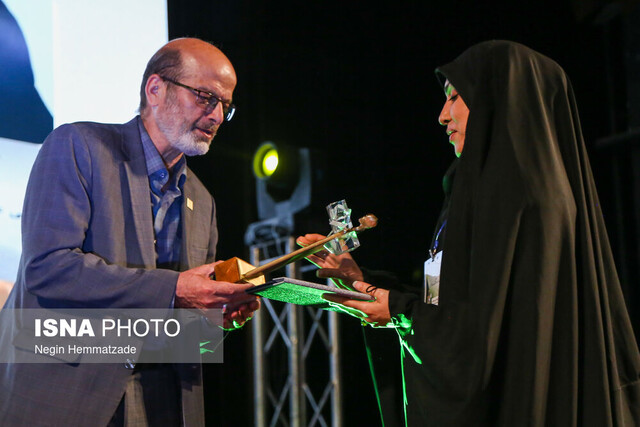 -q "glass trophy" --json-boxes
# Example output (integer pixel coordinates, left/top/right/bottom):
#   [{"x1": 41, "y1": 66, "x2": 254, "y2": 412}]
[{"x1": 324, "y1": 199, "x2": 360, "y2": 255}]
